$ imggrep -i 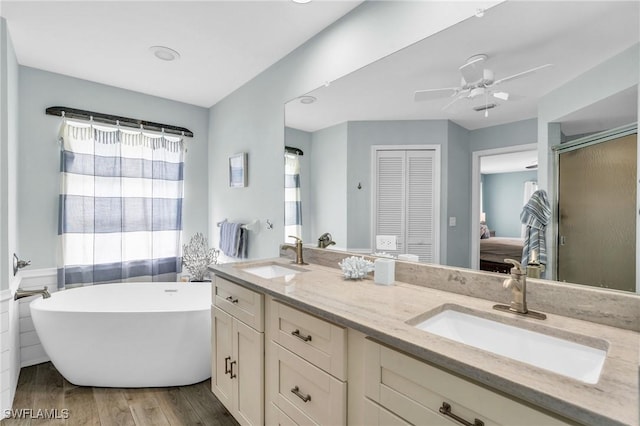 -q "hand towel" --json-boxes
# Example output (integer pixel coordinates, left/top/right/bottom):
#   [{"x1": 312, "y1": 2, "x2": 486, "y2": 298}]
[
  {"x1": 520, "y1": 189, "x2": 551, "y2": 268},
  {"x1": 219, "y1": 221, "x2": 248, "y2": 258}
]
